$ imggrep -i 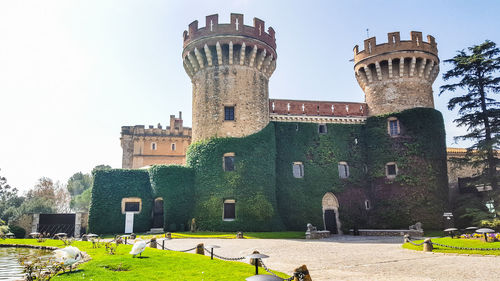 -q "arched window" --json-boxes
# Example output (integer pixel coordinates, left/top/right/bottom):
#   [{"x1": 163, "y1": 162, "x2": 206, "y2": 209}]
[
  {"x1": 151, "y1": 142, "x2": 157, "y2": 150},
  {"x1": 171, "y1": 143, "x2": 176, "y2": 151},
  {"x1": 365, "y1": 199, "x2": 371, "y2": 210}
]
